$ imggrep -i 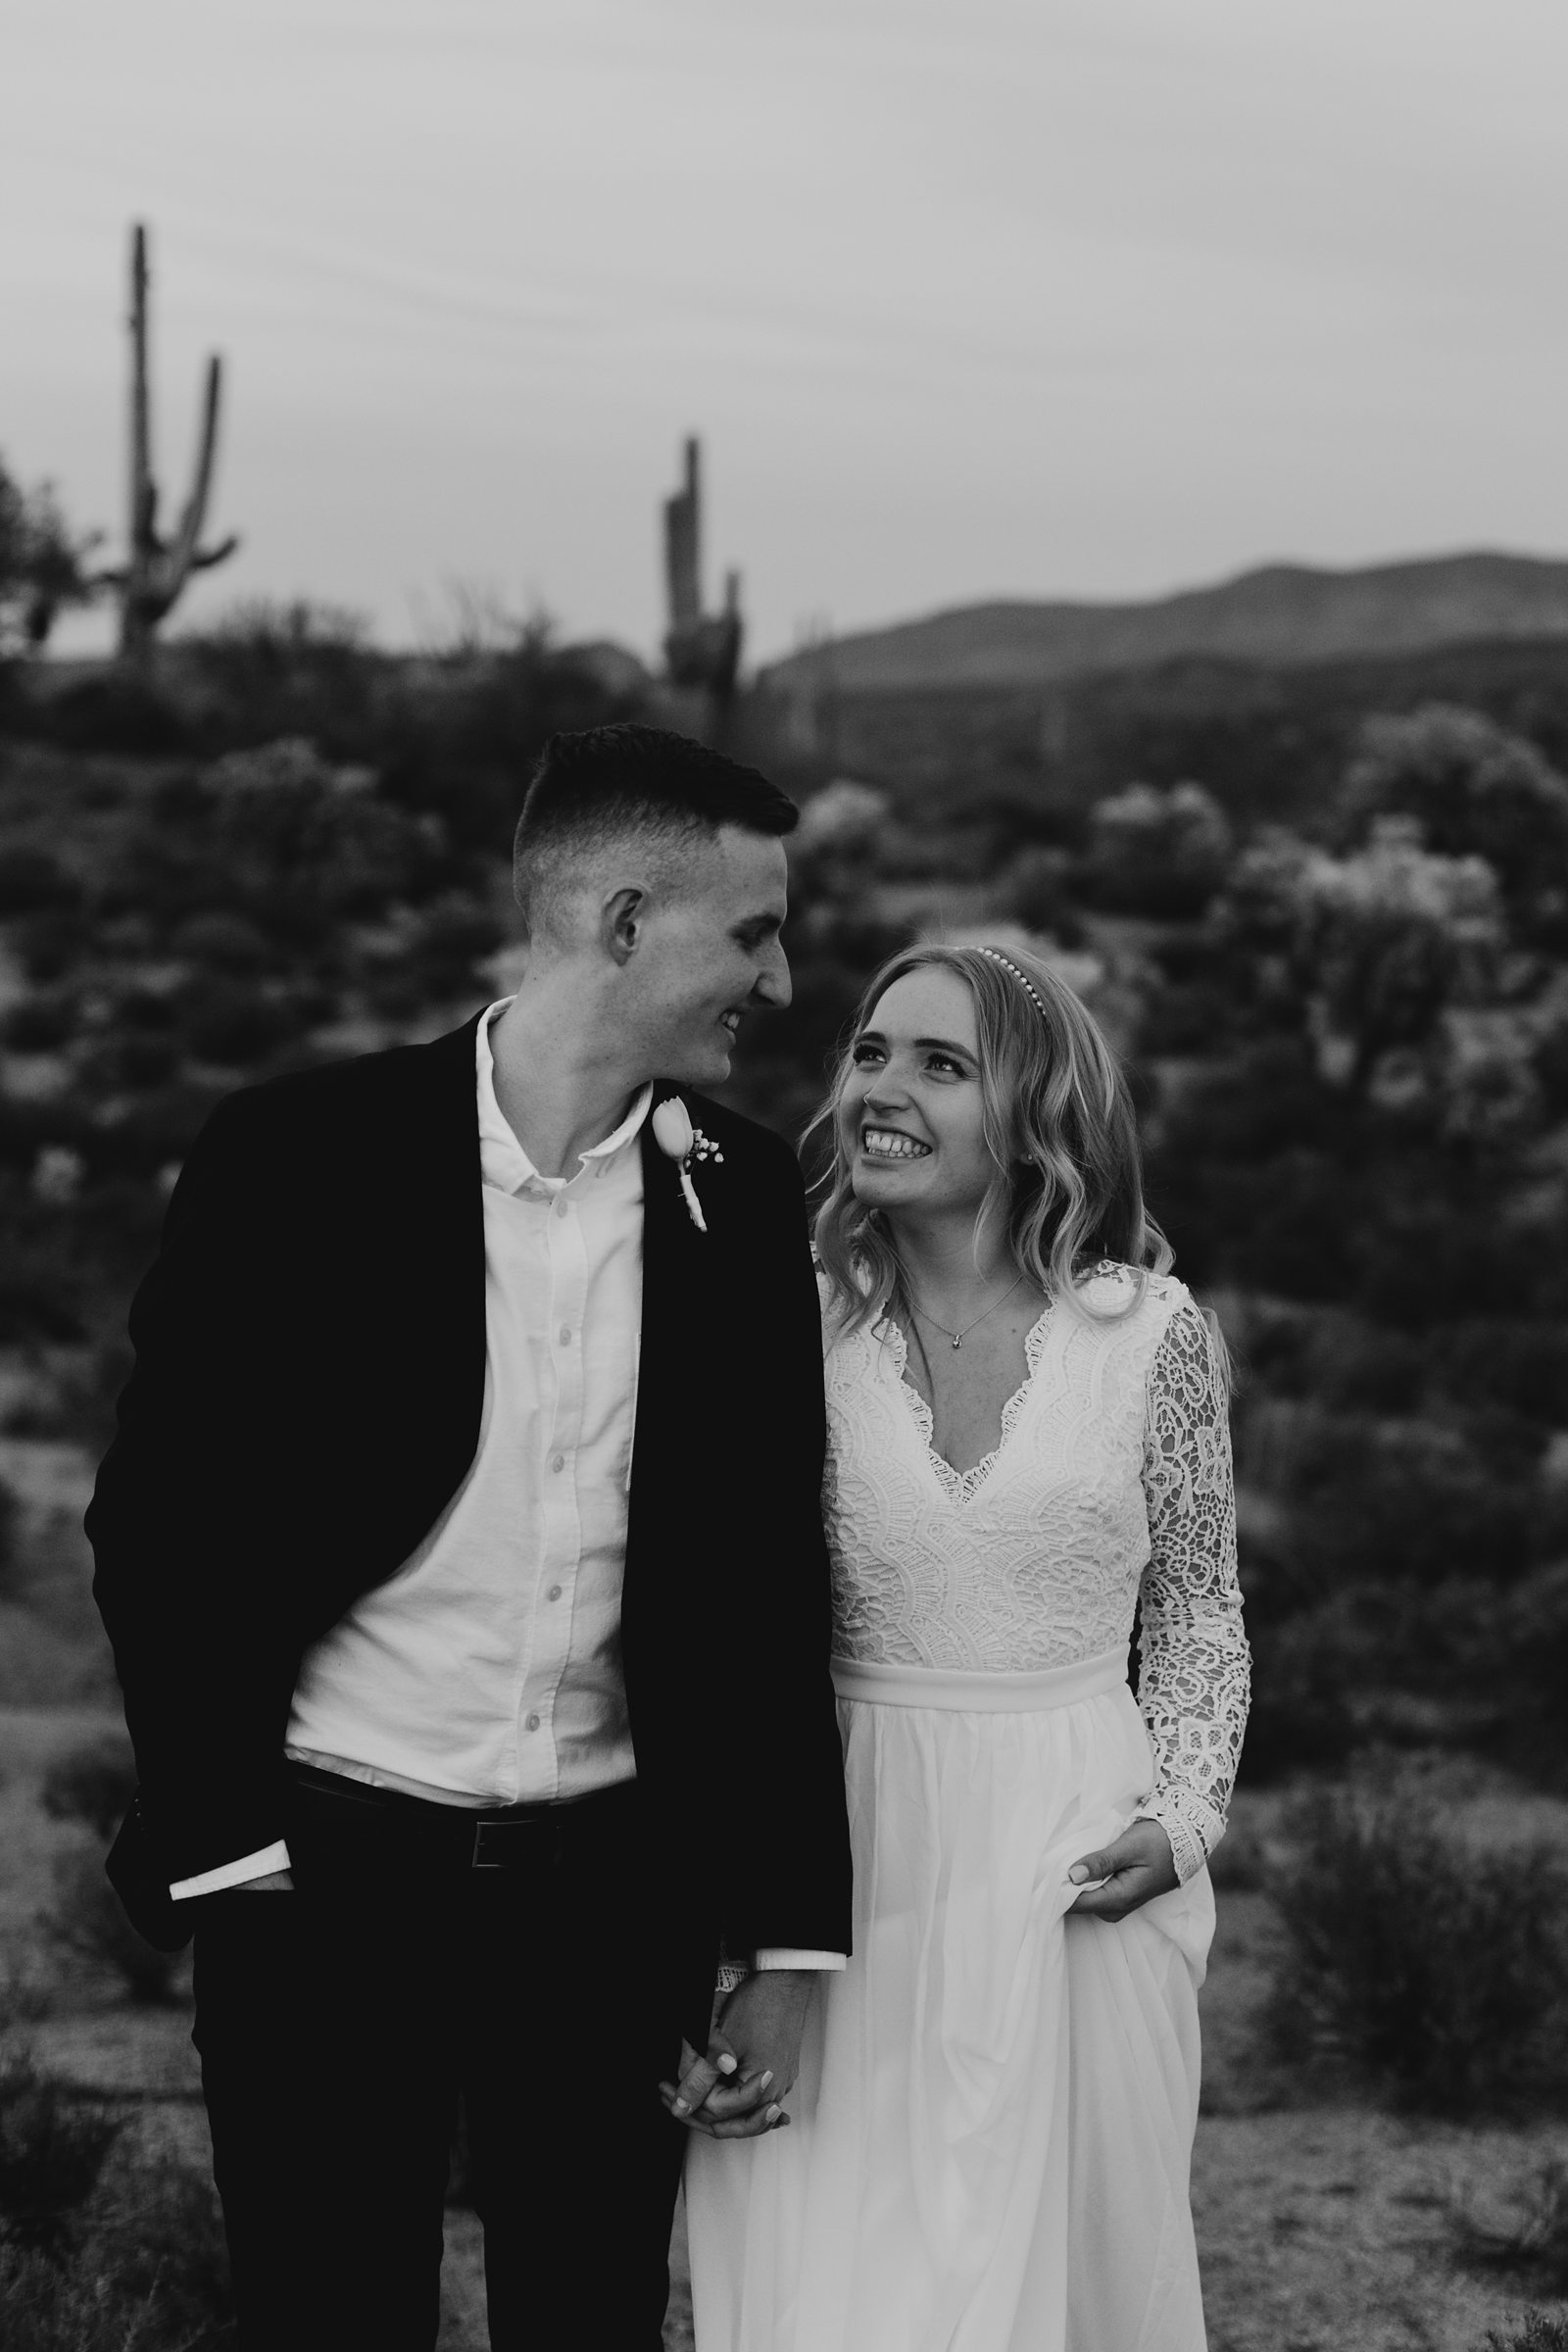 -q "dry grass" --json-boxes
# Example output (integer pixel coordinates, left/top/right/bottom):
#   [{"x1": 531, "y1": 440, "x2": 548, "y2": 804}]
[{"x1": 1192, "y1": 2108, "x2": 1568, "y2": 2352}]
